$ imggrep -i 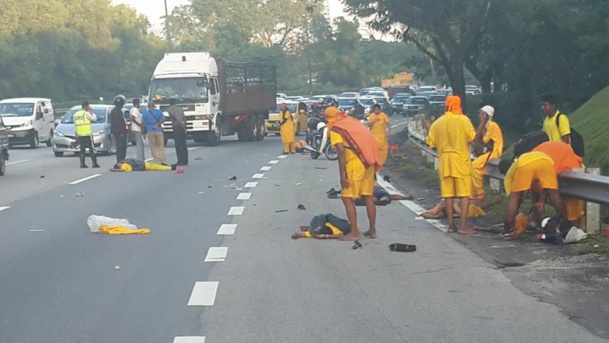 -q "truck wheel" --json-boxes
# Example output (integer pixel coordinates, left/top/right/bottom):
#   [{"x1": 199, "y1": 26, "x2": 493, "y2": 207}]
[
  {"x1": 245, "y1": 116, "x2": 256, "y2": 142},
  {"x1": 0, "y1": 151, "x2": 5, "y2": 176},
  {"x1": 207, "y1": 122, "x2": 221, "y2": 146},
  {"x1": 254, "y1": 115, "x2": 264, "y2": 141},
  {"x1": 46, "y1": 130, "x2": 53, "y2": 147}
]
